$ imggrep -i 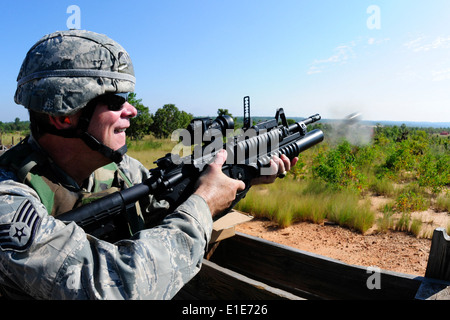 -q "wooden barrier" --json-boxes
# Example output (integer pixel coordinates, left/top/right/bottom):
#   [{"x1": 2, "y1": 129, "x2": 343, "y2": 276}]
[
  {"x1": 176, "y1": 232, "x2": 433, "y2": 300},
  {"x1": 175, "y1": 259, "x2": 303, "y2": 300},
  {"x1": 425, "y1": 228, "x2": 450, "y2": 281},
  {"x1": 415, "y1": 228, "x2": 450, "y2": 299},
  {"x1": 210, "y1": 232, "x2": 427, "y2": 300}
]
